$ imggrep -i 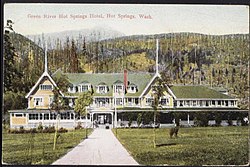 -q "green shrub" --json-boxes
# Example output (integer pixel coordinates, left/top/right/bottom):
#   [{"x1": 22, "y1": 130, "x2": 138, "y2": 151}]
[
  {"x1": 214, "y1": 112, "x2": 222, "y2": 126},
  {"x1": 128, "y1": 118, "x2": 132, "y2": 127},
  {"x1": 19, "y1": 126, "x2": 25, "y2": 133},
  {"x1": 58, "y1": 127, "x2": 68, "y2": 133},
  {"x1": 43, "y1": 126, "x2": 55, "y2": 133},
  {"x1": 75, "y1": 122, "x2": 82, "y2": 129},
  {"x1": 37, "y1": 123, "x2": 43, "y2": 132},
  {"x1": 194, "y1": 112, "x2": 209, "y2": 127}
]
